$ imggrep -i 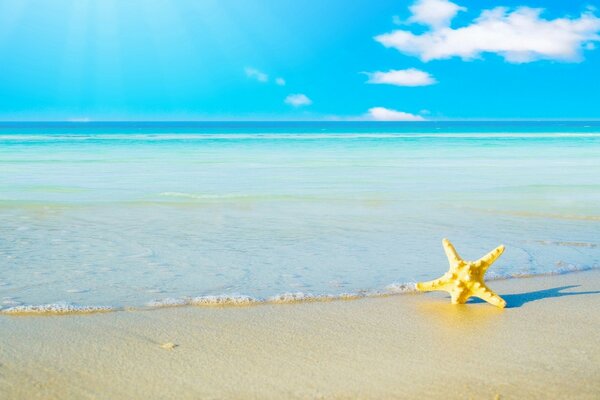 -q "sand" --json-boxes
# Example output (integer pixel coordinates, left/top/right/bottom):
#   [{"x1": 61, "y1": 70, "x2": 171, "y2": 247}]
[{"x1": 1, "y1": 270, "x2": 599, "y2": 399}]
